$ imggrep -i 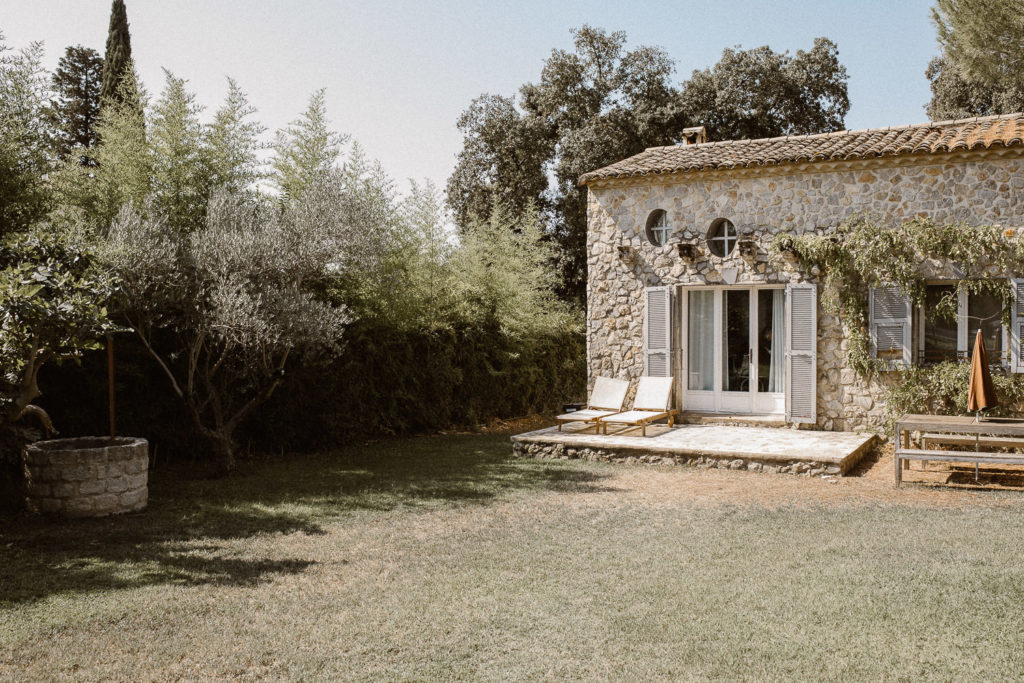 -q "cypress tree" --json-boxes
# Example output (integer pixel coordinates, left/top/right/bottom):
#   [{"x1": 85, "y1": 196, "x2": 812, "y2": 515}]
[{"x1": 100, "y1": 0, "x2": 133, "y2": 106}]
